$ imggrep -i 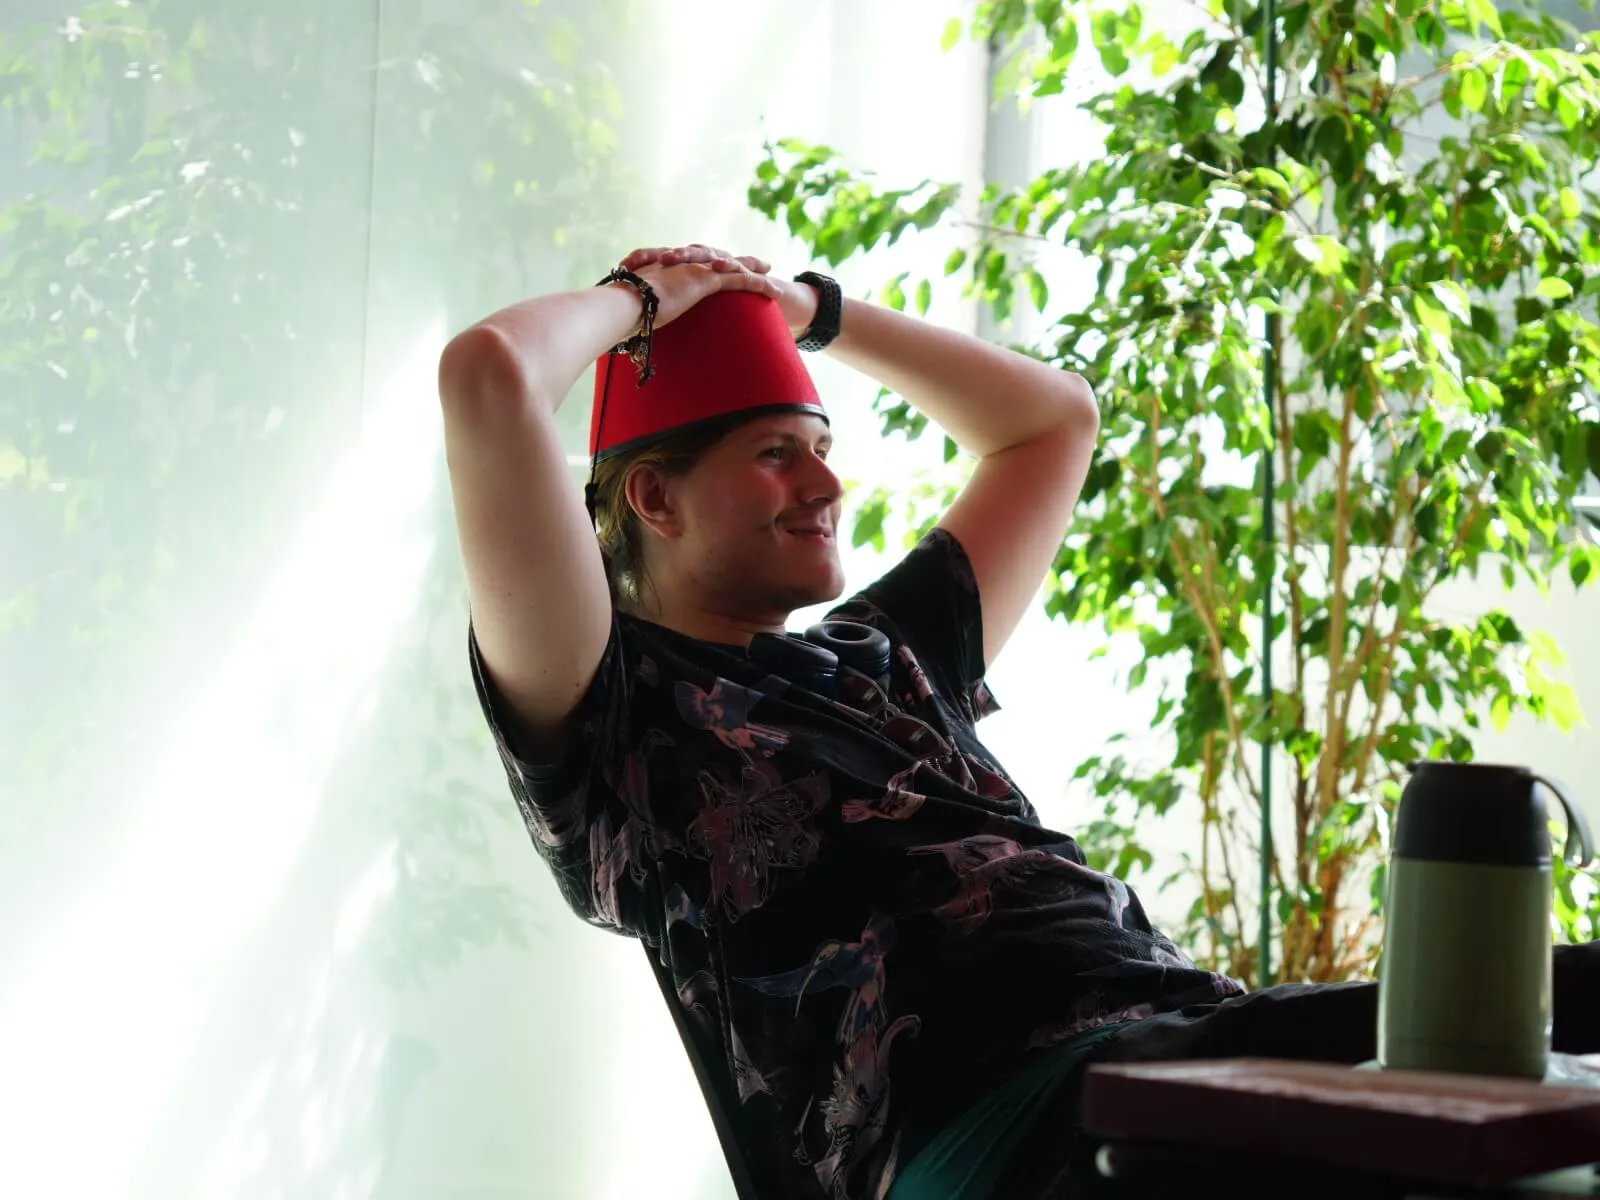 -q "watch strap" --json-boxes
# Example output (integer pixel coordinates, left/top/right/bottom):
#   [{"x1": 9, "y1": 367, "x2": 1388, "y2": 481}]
[{"x1": 794, "y1": 271, "x2": 843, "y2": 352}]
